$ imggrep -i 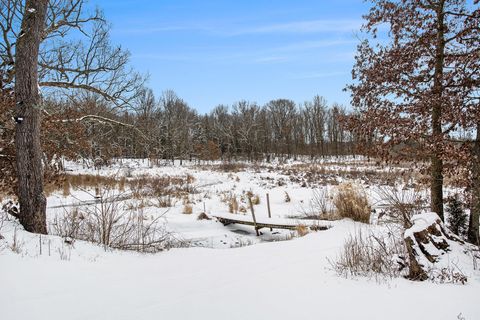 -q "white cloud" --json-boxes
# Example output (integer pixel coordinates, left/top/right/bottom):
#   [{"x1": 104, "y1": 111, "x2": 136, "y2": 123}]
[
  {"x1": 276, "y1": 39, "x2": 356, "y2": 52},
  {"x1": 254, "y1": 56, "x2": 290, "y2": 63},
  {"x1": 114, "y1": 25, "x2": 211, "y2": 35},
  {"x1": 115, "y1": 19, "x2": 362, "y2": 36},
  {"x1": 227, "y1": 19, "x2": 362, "y2": 36},
  {"x1": 290, "y1": 71, "x2": 349, "y2": 80}
]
